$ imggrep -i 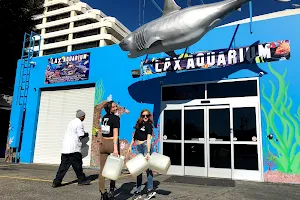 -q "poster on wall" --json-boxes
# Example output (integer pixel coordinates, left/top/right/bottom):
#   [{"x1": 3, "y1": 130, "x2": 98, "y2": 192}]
[
  {"x1": 142, "y1": 40, "x2": 291, "y2": 75},
  {"x1": 45, "y1": 53, "x2": 90, "y2": 84}
]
